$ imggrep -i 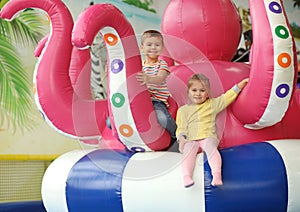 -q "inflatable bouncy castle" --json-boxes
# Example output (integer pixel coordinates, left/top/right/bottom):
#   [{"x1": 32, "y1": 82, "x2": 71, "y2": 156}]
[{"x1": 1, "y1": 0, "x2": 300, "y2": 211}]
